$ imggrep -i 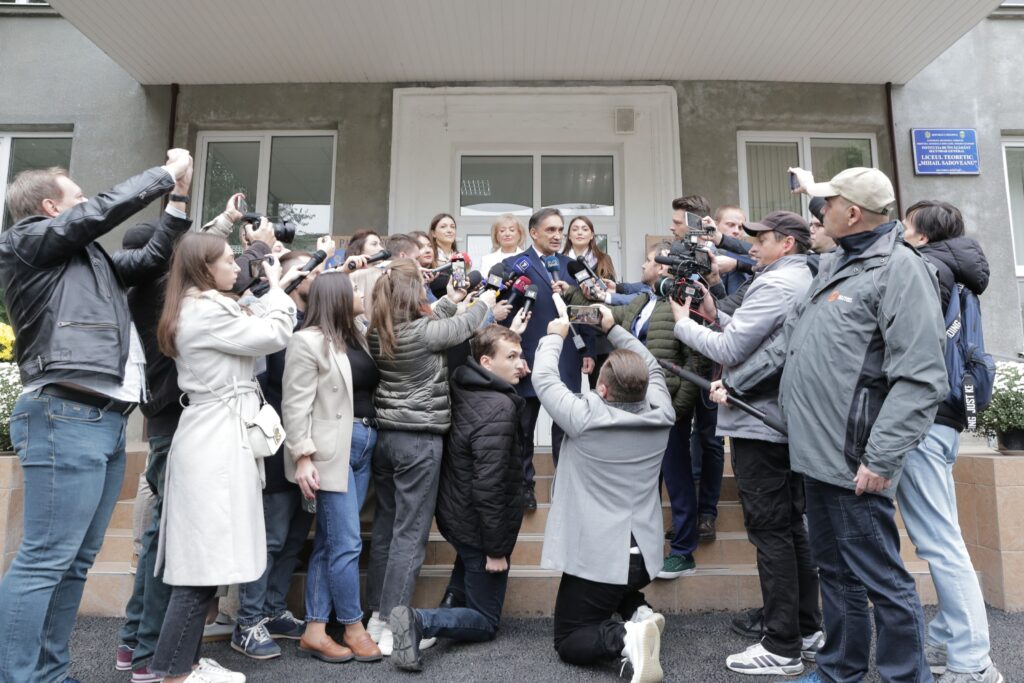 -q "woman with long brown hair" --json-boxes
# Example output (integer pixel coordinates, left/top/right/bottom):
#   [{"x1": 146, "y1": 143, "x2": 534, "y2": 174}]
[
  {"x1": 563, "y1": 215, "x2": 616, "y2": 281},
  {"x1": 281, "y1": 271, "x2": 382, "y2": 663},
  {"x1": 151, "y1": 232, "x2": 297, "y2": 683},
  {"x1": 362, "y1": 258, "x2": 497, "y2": 654},
  {"x1": 428, "y1": 213, "x2": 458, "y2": 266}
]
